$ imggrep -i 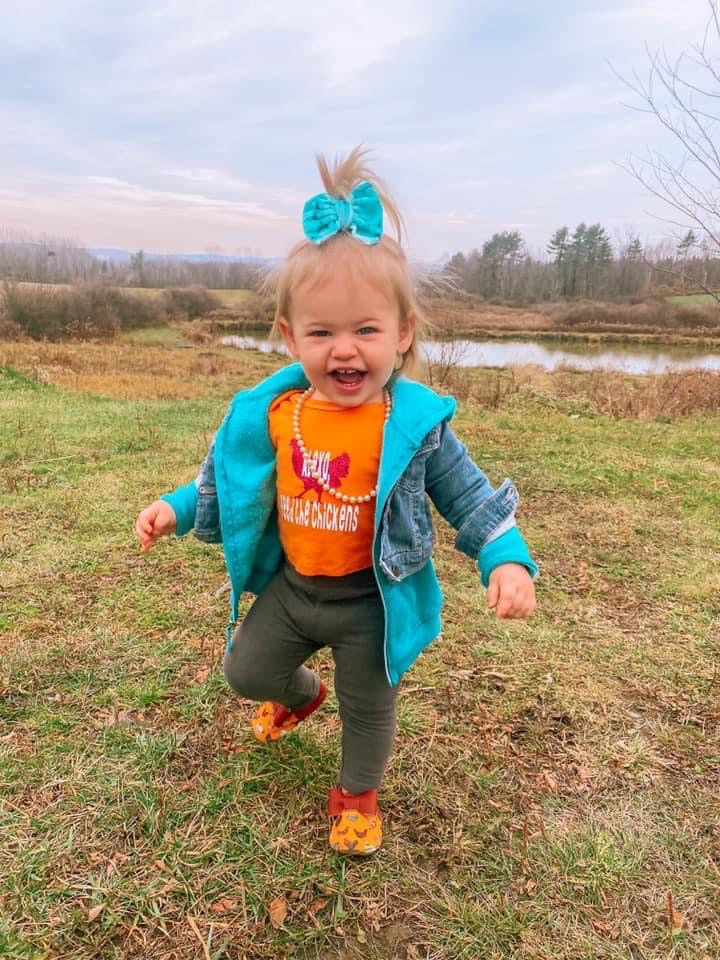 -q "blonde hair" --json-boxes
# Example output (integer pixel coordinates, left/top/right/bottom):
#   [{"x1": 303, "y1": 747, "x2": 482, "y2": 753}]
[{"x1": 266, "y1": 146, "x2": 426, "y2": 377}]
